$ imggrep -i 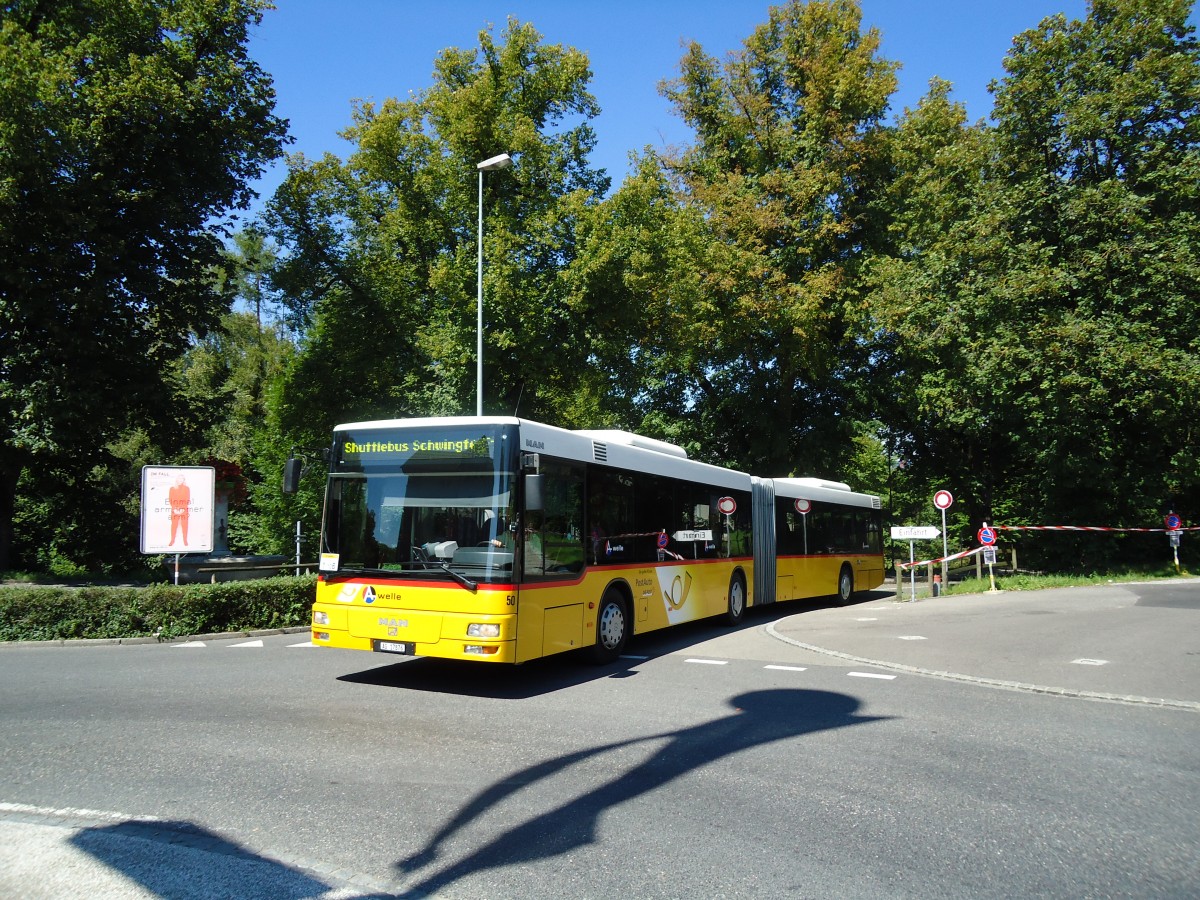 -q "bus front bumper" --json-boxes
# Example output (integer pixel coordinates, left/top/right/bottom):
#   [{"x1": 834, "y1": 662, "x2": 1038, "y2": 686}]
[{"x1": 311, "y1": 604, "x2": 516, "y2": 663}]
